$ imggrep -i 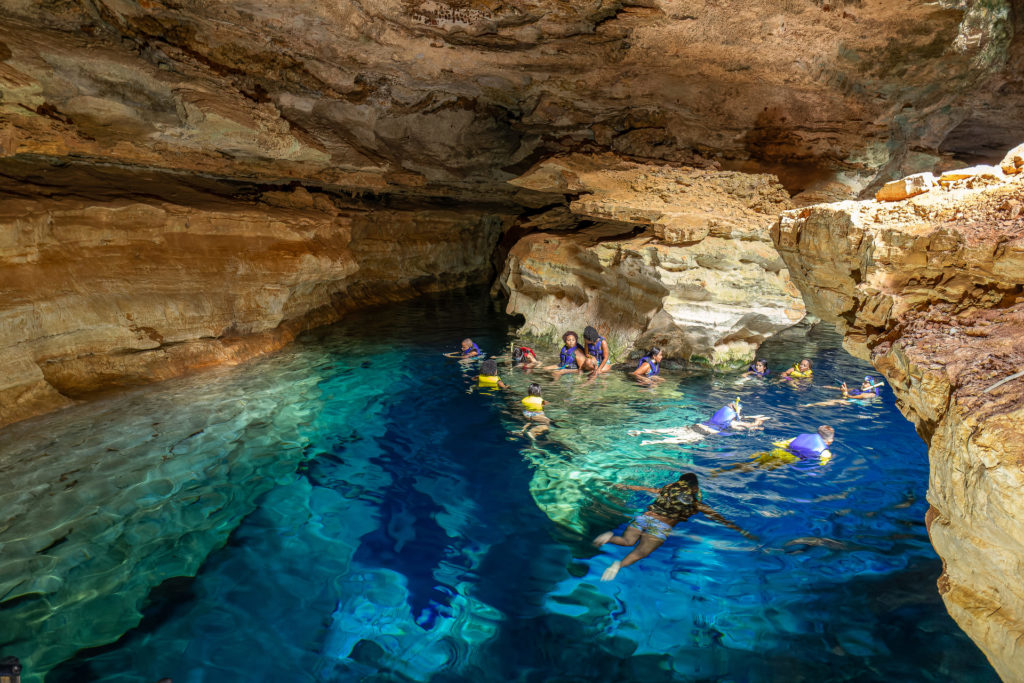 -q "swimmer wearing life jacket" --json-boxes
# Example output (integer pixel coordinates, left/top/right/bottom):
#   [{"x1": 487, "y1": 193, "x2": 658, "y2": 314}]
[
  {"x1": 511, "y1": 344, "x2": 542, "y2": 368},
  {"x1": 520, "y1": 383, "x2": 551, "y2": 438},
  {"x1": 631, "y1": 346, "x2": 664, "y2": 385},
  {"x1": 743, "y1": 359, "x2": 770, "y2": 378},
  {"x1": 802, "y1": 376, "x2": 883, "y2": 408},
  {"x1": 592, "y1": 472, "x2": 756, "y2": 581},
  {"x1": 714, "y1": 425, "x2": 836, "y2": 476},
  {"x1": 545, "y1": 331, "x2": 587, "y2": 378},
  {"x1": 444, "y1": 338, "x2": 482, "y2": 359},
  {"x1": 780, "y1": 358, "x2": 813, "y2": 380},
  {"x1": 631, "y1": 397, "x2": 769, "y2": 445},
  {"x1": 583, "y1": 326, "x2": 612, "y2": 375},
  {"x1": 472, "y1": 360, "x2": 508, "y2": 390}
]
